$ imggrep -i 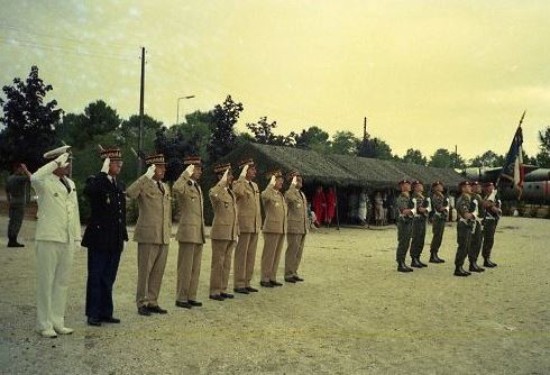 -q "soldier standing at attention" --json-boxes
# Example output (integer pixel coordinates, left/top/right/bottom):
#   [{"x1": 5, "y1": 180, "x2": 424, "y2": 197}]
[
  {"x1": 428, "y1": 181, "x2": 447, "y2": 264},
  {"x1": 232, "y1": 159, "x2": 261, "y2": 294},
  {"x1": 395, "y1": 180, "x2": 414, "y2": 273},
  {"x1": 173, "y1": 156, "x2": 205, "y2": 309},
  {"x1": 454, "y1": 181, "x2": 475, "y2": 277},
  {"x1": 31, "y1": 145, "x2": 80, "y2": 338},
  {"x1": 481, "y1": 182, "x2": 500, "y2": 268},
  {"x1": 260, "y1": 170, "x2": 287, "y2": 287},
  {"x1": 410, "y1": 180, "x2": 429, "y2": 268},
  {"x1": 467, "y1": 181, "x2": 485, "y2": 273},
  {"x1": 284, "y1": 170, "x2": 308, "y2": 283},
  {"x1": 6, "y1": 162, "x2": 31, "y2": 247},
  {"x1": 126, "y1": 154, "x2": 171, "y2": 316},
  {"x1": 208, "y1": 163, "x2": 238, "y2": 301},
  {"x1": 82, "y1": 148, "x2": 128, "y2": 326}
]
